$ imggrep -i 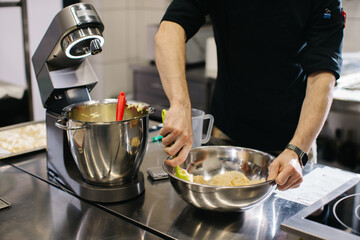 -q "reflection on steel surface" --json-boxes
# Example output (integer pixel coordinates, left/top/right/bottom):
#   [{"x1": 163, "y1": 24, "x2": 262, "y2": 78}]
[
  {"x1": 169, "y1": 203, "x2": 274, "y2": 239},
  {"x1": 0, "y1": 159, "x2": 157, "y2": 240}
]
